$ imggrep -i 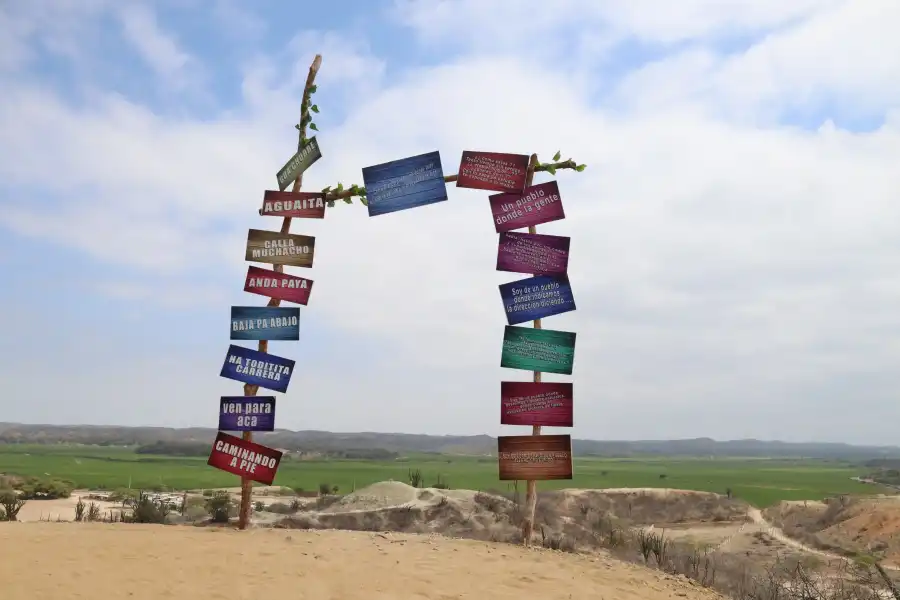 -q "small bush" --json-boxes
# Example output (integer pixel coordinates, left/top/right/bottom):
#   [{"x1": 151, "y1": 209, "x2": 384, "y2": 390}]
[
  {"x1": 206, "y1": 492, "x2": 236, "y2": 524},
  {"x1": 408, "y1": 469, "x2": 423, "y2": 487},
  {"x1": 130, "y1": 492, "x2": 169, "y2": 524},
  {"x1": 18, "y1": 478, "x2": 72, "y2": 500},
  {"x1": 0, "y1": 490, "x2": 26, "y2": 521}
]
